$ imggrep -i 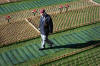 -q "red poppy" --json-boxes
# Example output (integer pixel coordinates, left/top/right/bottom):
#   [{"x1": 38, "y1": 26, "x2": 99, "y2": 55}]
[
  {"x1": 59, "y1": 5, "x2": 63, "y2": 8},
  {"x1": 6, "y1": 16, "x2": 11, "y2": 19},
  {"x1": 65, "y1": 4, "x2": 69, "y2": 8},
  {"x1": 32, "y1": 9, "x2": 37, "y2": 13}
]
